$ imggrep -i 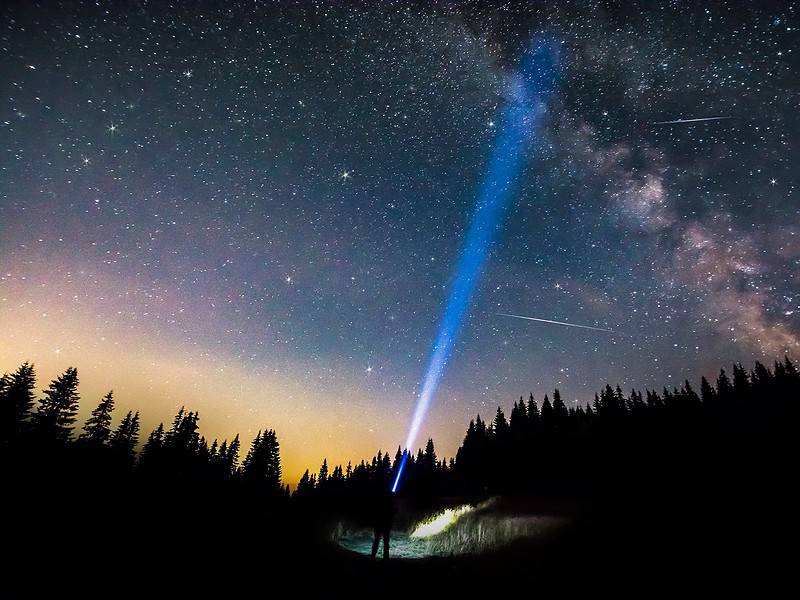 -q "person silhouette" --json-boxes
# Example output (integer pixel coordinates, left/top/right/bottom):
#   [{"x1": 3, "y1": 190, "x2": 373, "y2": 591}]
[{"x1": 371, "y1": 489, "x2": 395, "y2": 560}]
